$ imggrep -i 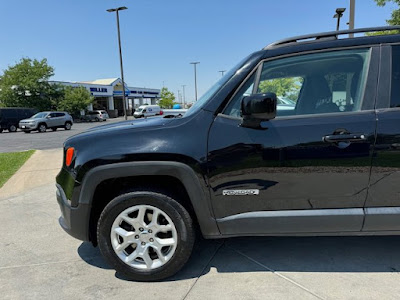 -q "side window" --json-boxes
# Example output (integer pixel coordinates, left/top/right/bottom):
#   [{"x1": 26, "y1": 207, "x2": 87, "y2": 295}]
[
  {"x1": 48, "y1": 113, "x2": 56, "y2": 118},
  {"x1": 391, "y1": 46, "x2": 400, "y2": 108},
  {"x1": 223, "y1": 73, "x2": 256, "y2": 117},
  {"x1": 257, "y1": 49, "x2": 370, "y2": 117},
  {"x1": 257, "y1": 77, "x2": 303, "y2": 117},
  {"x1": 223, "y1": 49, "x2": 371, "y2": 118}
]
